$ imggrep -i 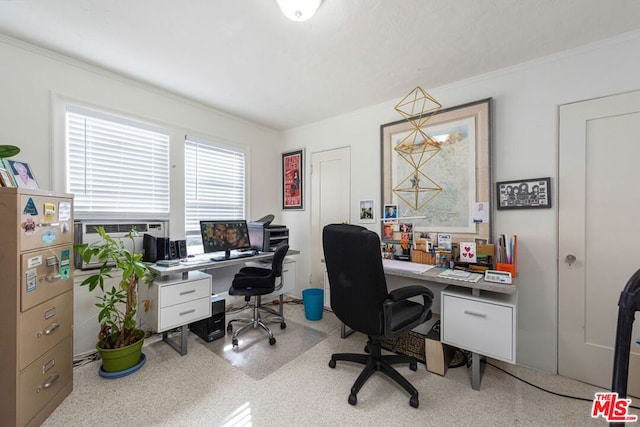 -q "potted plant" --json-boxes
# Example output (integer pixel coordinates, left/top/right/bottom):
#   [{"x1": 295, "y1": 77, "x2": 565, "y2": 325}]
[{"x1": 75, "y1": 226, "x2": 156, "y2": 374}]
